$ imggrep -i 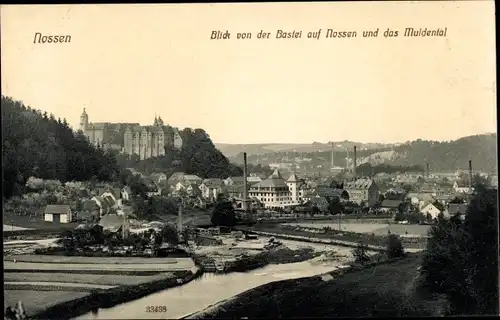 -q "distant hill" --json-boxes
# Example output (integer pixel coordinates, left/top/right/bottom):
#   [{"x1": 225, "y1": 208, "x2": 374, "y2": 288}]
[
  {"x1": 223, "y1": 134, "x2": 497, "y2": 174},
  {"x1": 118, "y1": 128, "x2": 243, "y2": 179},
  {"x1": 1, "y1": 96, "x2": 120, "y2": 199},
  {"x1": 215, "y1": 141, "x2": 396, "y2": 158}
]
